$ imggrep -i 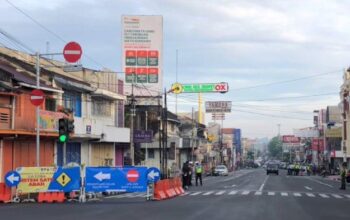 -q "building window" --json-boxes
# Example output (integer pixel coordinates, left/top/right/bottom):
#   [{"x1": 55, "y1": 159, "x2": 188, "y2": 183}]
[
  {"x1": 148, "y1": 149, "x2": 155, "y2": 159},
  {"x1": 45, "y1": 98, "x2": 56, "y2": 111},
  {"x1": 92, "y1": 98, "x2": 112, "y2": 117},
  {"x1": 63, "y1": 91, "x2": 82, "y2": 117},
  {"x1": 170, "y1": 124, "x2": 175, "y2": 132}
]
